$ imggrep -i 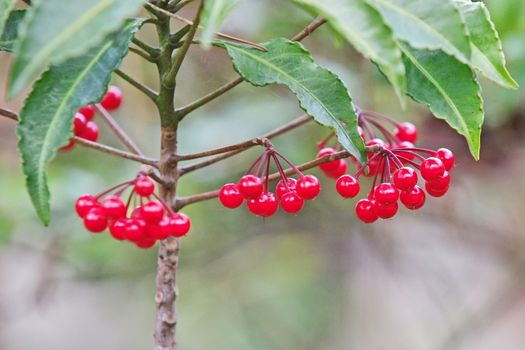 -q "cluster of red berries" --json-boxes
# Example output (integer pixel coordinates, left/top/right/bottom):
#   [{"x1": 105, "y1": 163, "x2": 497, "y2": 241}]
[
  {"x1": 61, "y1": 86, "x2": 123, "y2": 151},
  {"x1": 325, "y1": 108, "x2": 455, "y2": 223},
  {"x1": 218, "y1": 142, "x2": 321, "y2": 216},
  {"x1": 75, "y1": 175, "x2": 191, "y2": 249}
]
